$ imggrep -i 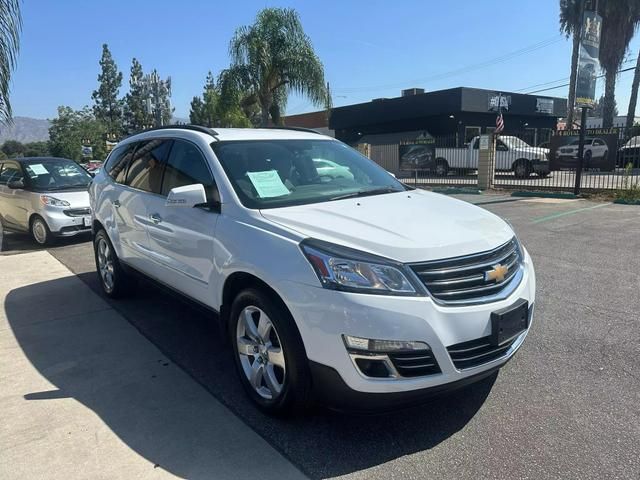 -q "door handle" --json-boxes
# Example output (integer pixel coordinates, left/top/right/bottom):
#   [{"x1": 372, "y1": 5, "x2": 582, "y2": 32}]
[
  {"x1": 149, "y1": 213, "x2": 162, "y2": 224},
  {"x1": 113, "y1": 200, "x2": 120, "y2": 208}
]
